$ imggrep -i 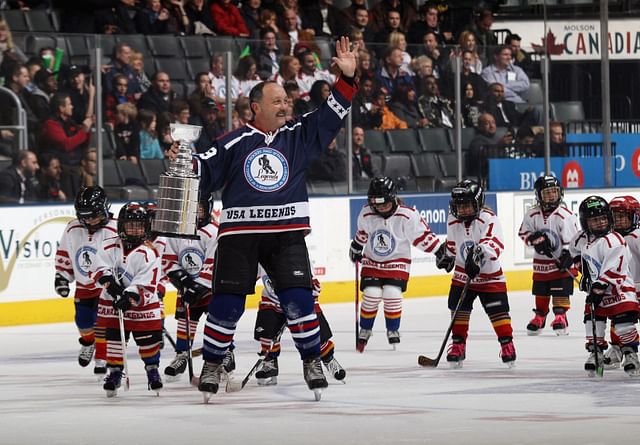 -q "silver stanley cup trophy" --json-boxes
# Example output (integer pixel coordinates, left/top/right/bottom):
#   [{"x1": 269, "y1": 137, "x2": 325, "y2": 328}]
[{"x1": 152, "y1": 123, "x2": 202, "y2": 239}]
